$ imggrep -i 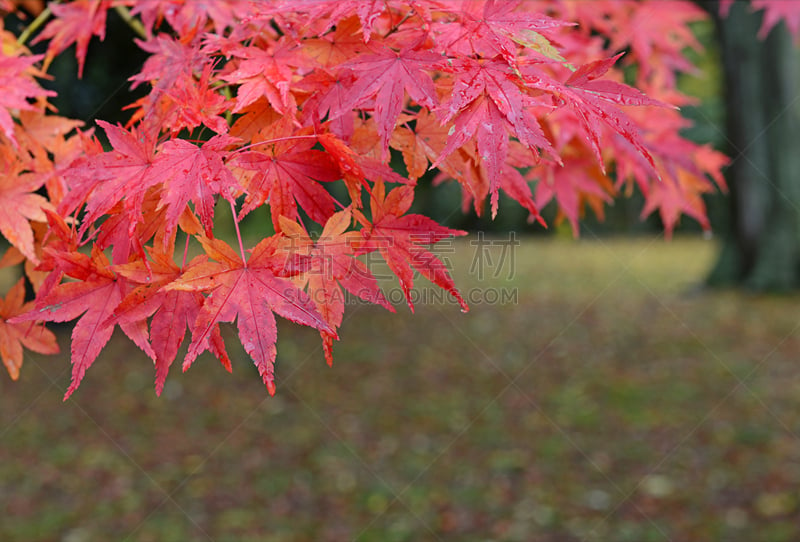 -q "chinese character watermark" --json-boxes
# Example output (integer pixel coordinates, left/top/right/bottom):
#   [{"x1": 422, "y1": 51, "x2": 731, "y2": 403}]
[
  {"x1": 468, "y1": 231, "x2": 520, "y2": 281},
  {"x1": 277, "y1": 230, "x2": 521, "y2": 306}
]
